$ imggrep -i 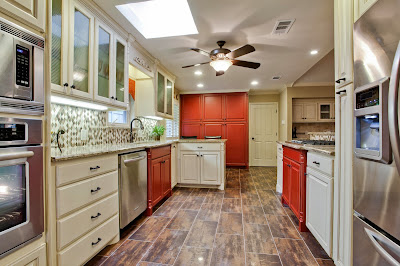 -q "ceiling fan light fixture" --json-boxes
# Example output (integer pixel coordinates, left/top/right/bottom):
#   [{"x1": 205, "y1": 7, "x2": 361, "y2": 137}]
[{"x1": 210, "y1": 59, "x2": 232, "y2": 72}]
